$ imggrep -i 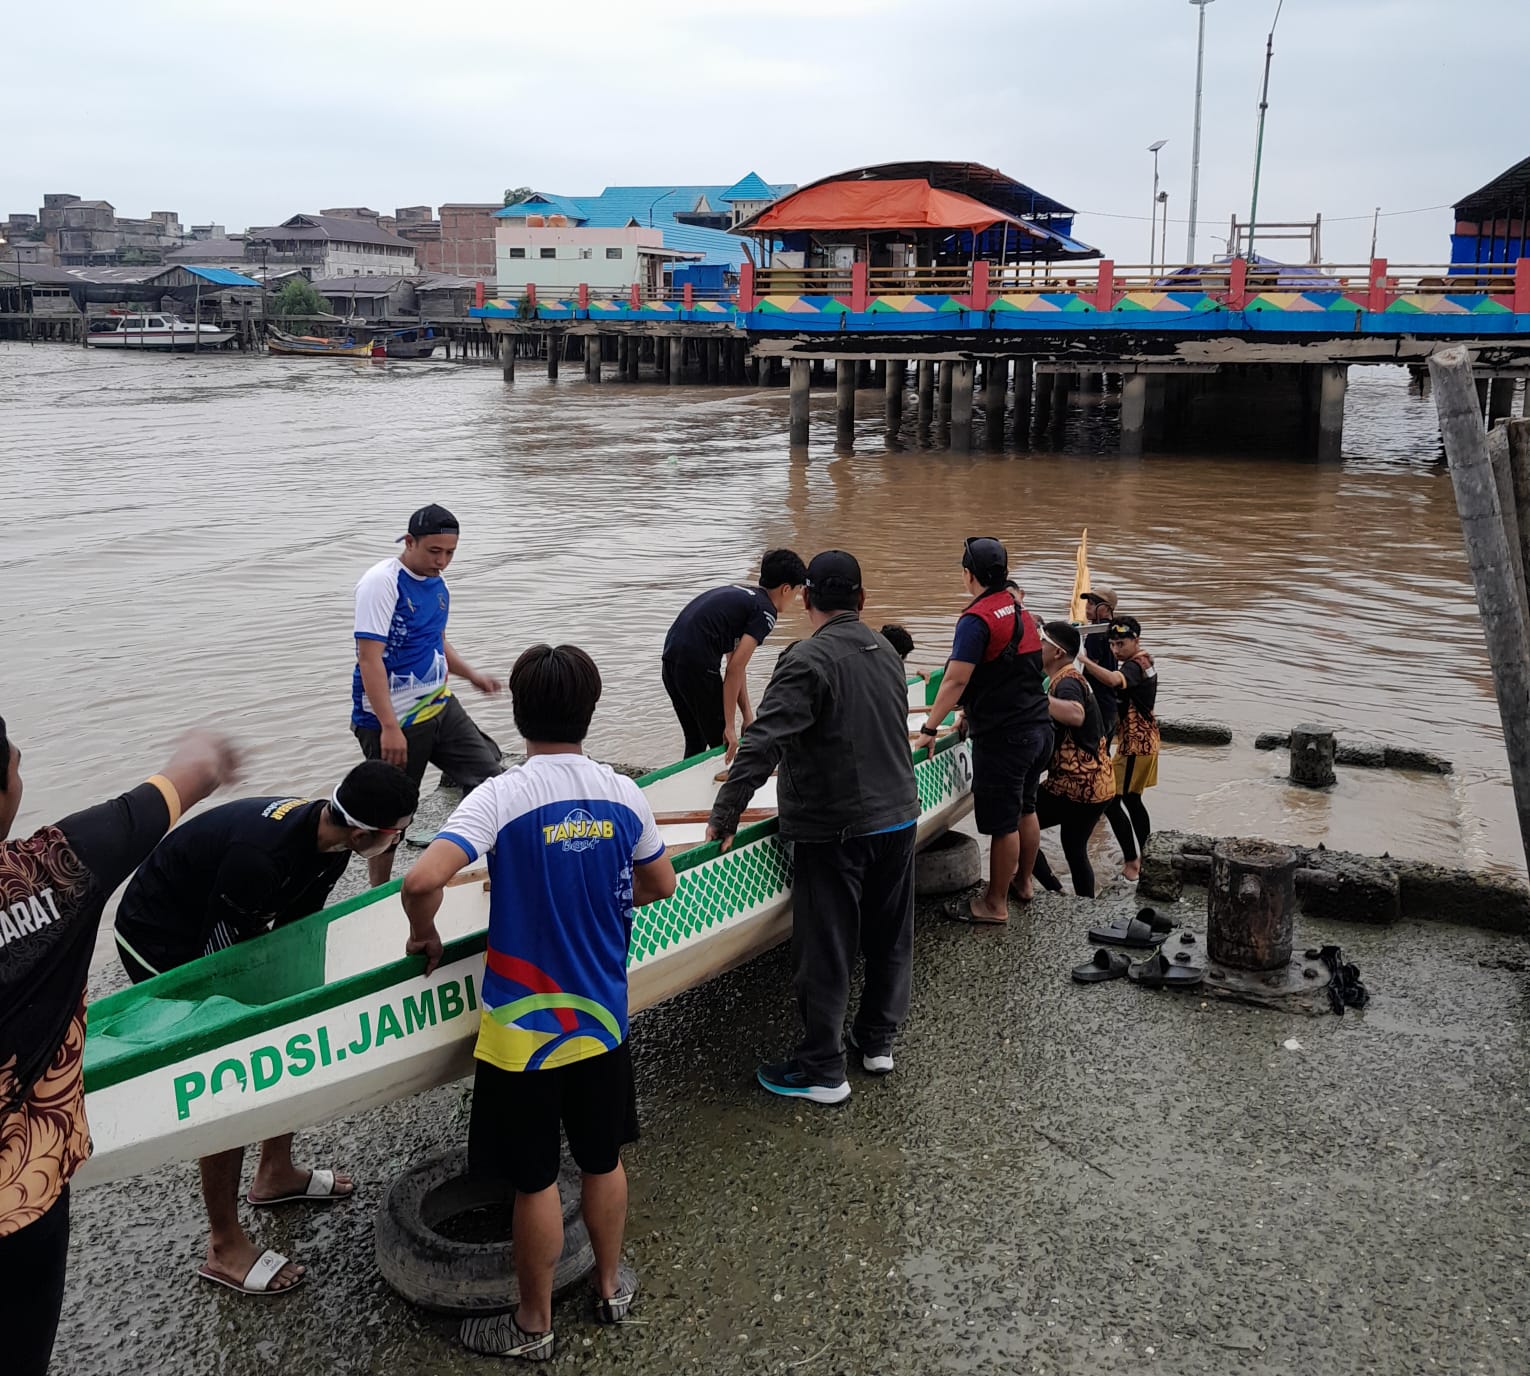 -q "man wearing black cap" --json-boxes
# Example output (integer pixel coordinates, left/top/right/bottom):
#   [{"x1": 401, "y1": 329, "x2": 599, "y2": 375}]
[
  {"x1": 113, "y1": 759, "x2": 419, "y2": 1296},
  {"x1": 352, "y1": 503, "x2": 505, "y2": 886},
  {"x1": 920, "y1": 537, "x2": 1051, "y2": 922},
  {"x1": 707, "y1": 551, "x2": 918, "y2": 1105},
  {"x1": 1080, "y1": 586, "x2": 1120, "y2": 745}
]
